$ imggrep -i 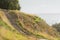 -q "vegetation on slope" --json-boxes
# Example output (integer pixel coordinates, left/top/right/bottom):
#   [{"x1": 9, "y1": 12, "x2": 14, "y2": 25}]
[
  {"x1": 0, "y1": 0, "x2": 60, "y2": 40},
  {"x1": 0, "y1": 18, "x2": 37, "y2": 40},
  {"x1": 0, "y1": 9, "x2": 60, "y2": 40}
]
